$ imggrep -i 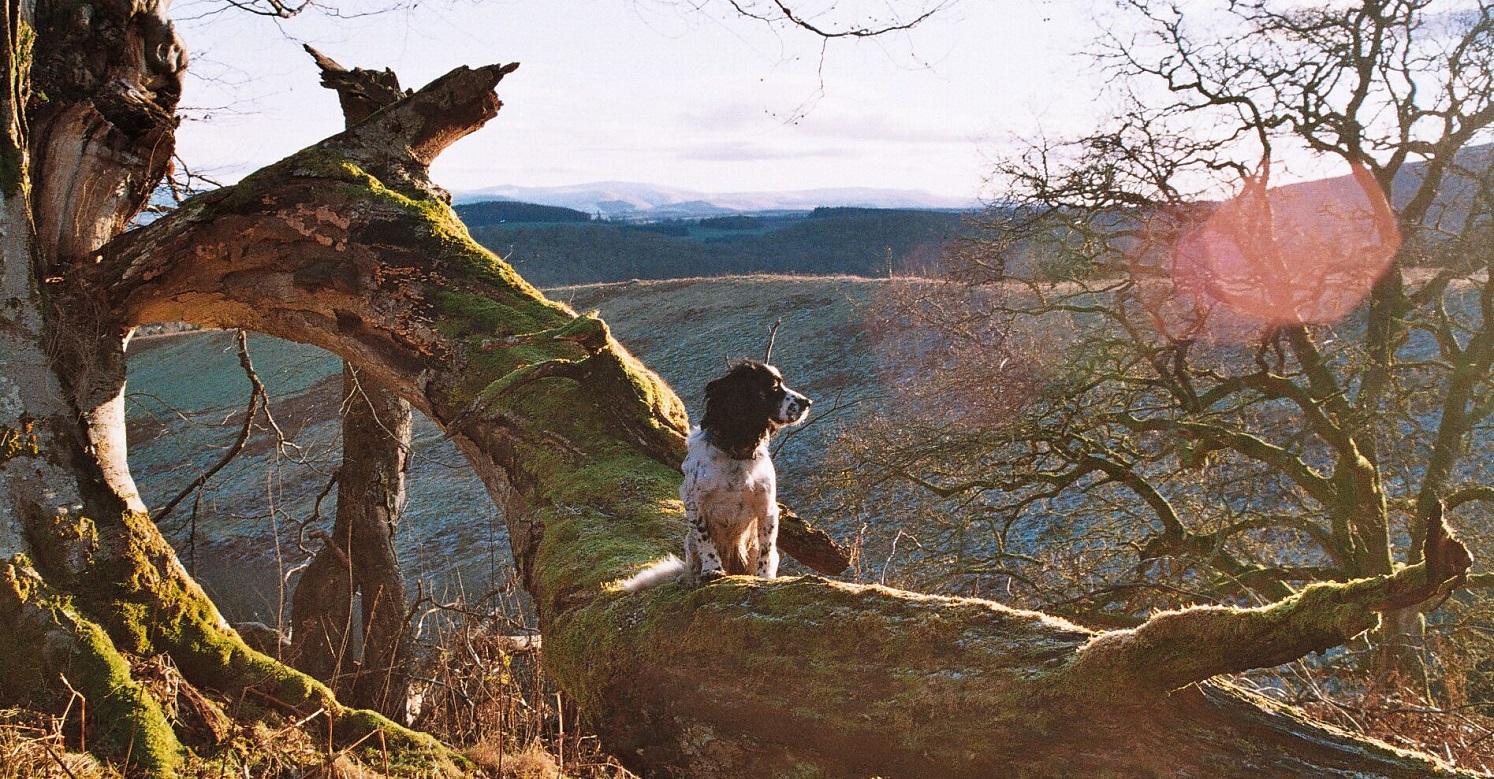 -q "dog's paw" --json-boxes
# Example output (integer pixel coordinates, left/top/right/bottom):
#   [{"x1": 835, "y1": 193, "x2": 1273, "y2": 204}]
[{"x1": 698, "y1": 570, "x2": 726, "y2": 584}]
